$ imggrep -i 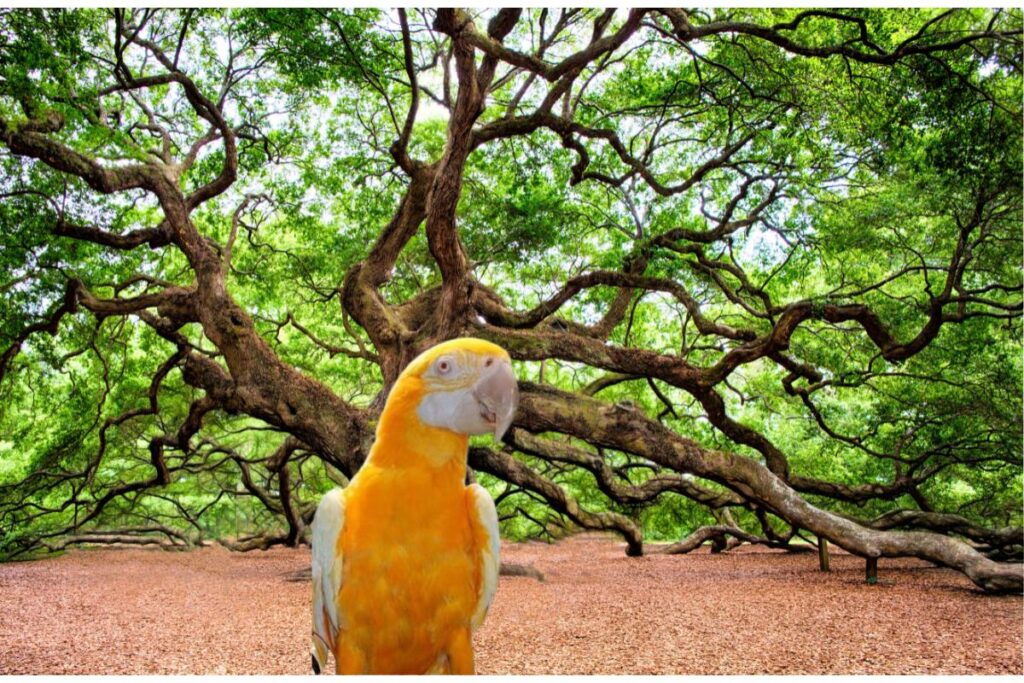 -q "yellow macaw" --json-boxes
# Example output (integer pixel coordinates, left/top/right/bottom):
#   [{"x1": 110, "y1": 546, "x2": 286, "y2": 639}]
[{"x1": 310, "y1": 338, "x2": 518, "y2": 675}]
